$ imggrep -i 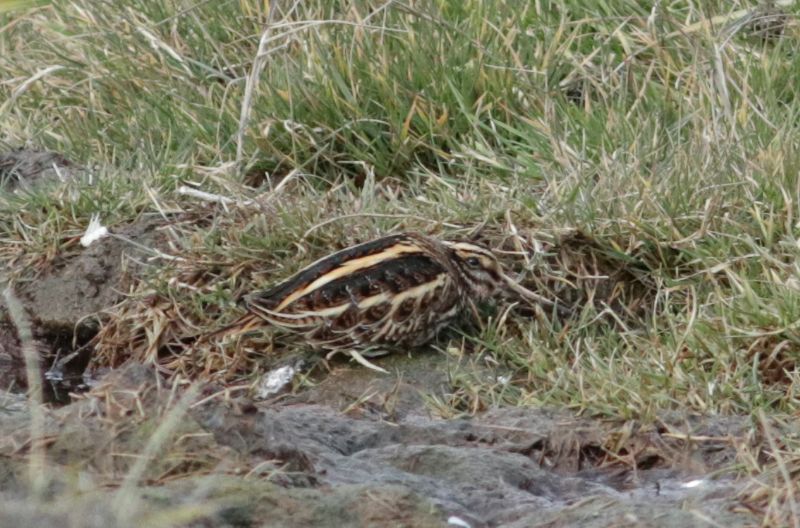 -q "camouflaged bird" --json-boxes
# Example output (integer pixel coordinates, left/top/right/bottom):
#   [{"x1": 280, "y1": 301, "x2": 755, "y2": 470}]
[{"x1": 206, "y1": 232, "x2": 560, "y2": 369}]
